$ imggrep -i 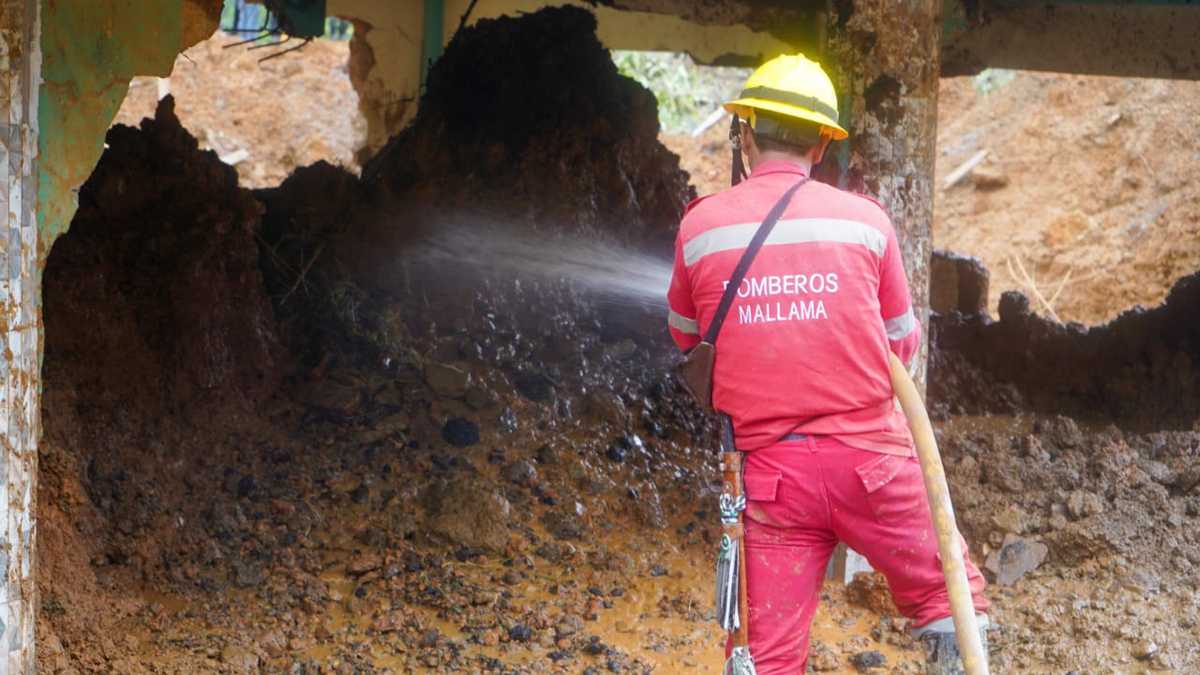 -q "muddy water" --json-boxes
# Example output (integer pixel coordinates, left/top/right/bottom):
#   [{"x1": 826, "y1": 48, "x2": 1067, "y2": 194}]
[{"x1": 130, "y1": 552, "x2": 920, "y2": 673}]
